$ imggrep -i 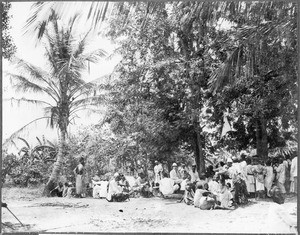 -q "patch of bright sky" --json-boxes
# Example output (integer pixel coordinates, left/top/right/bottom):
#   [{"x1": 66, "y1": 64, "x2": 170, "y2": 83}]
[{"x1": 3, "y1": 2, "x2": 121, "y2": 152}]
